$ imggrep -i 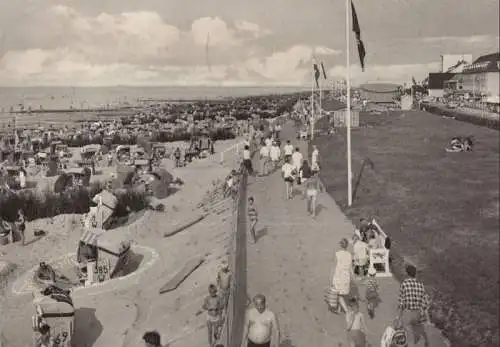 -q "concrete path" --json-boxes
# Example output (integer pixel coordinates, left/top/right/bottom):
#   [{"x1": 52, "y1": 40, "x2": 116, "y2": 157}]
[{"x1": 245, "y1": 122, "x2": 448, "y2": 347}]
